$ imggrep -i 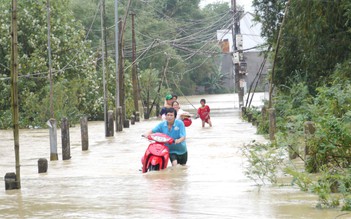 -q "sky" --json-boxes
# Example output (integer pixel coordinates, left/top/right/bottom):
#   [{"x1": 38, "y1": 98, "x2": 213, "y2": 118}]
[{"x1": 199, "y1": 0, "x2": 254, "y2": 12}]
